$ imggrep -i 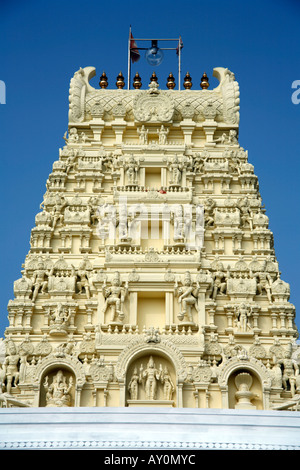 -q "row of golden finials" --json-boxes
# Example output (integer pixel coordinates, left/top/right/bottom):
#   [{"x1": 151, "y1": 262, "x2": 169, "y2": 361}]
[{"x1": 99, "y1": 71, "x2": 210, "y2": 90}]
